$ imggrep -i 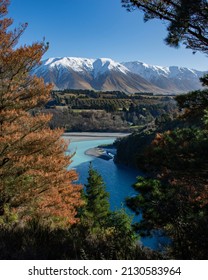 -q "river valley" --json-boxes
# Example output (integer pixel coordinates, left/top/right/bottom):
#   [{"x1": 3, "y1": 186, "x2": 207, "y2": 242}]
[{"x1": 65, "y1": 133, "x2": 167, "y2": 250}]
